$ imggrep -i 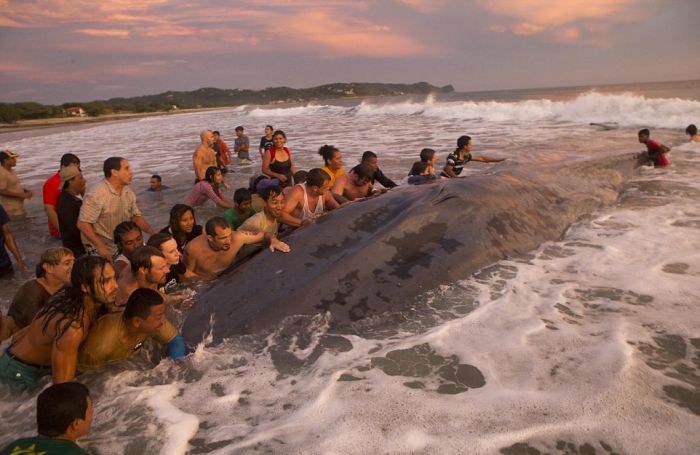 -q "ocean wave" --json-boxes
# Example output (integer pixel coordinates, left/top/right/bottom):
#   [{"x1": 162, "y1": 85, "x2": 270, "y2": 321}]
[{"x1": 242, "y1": 92, "x2": 698, "y2": 129}]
